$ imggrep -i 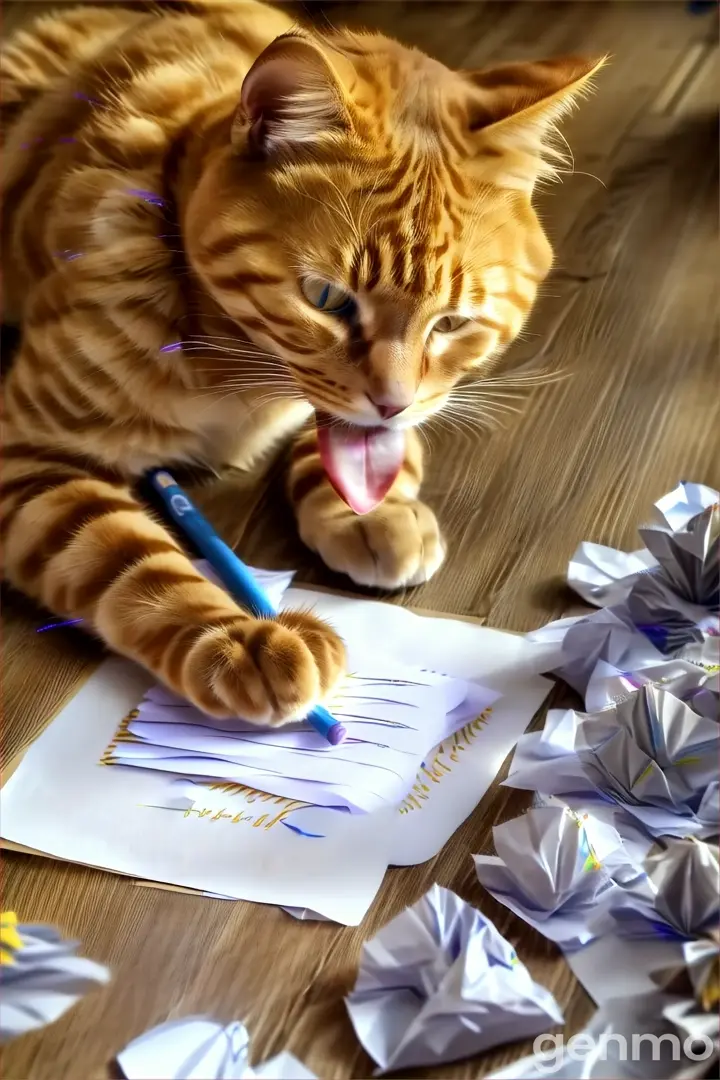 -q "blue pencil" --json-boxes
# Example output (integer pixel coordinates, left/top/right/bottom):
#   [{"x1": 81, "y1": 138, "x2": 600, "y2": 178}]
[{"x1": 147, "y1": 468, "x2": 347, "y2": 746}]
